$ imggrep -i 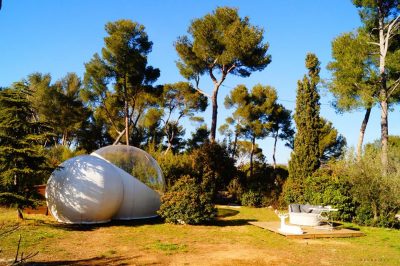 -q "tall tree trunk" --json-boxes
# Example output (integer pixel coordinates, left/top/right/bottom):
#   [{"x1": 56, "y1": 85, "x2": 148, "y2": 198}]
[
  {"x1": 164, "y1": 131, "x2": 174, "y2": 155},
  {"x1": 273, "y1": 132, "x2": 278, "y2": 169},
  {"x1": 124, "y1": 99, "x2": 129, "y2": 146},
  {"x1": 17, "y1": 208, "x2": 24, "y2": 220},
  {"x1": 124, "y1": 75, "x2": 130, "y2": 146},
  {"x1": 164, "y1": 144, "x2": 172, "y2": 155},
  {"x1": 209, "y1": 66, "x2": 228, "y2": 143},
  {"x1": 250, "y1": 136, "x2": 255, "y2": 179},
  {"x1": 61, "y1": 133, "x2": 67, "y2": 146},
  {"x1": 232, "y1": 131, "x2": 238, "y2": 159},
  {"x1": 371, "y1": 201, "x2": 378, "y2": 223},
  {"x1": 381, "y1": 97, "x2": 388, "y2": 172},
  {"x1": 356, "y1": 107, "x2": 371, "y2": 161},
  {"x1": 210, "y1": 86, "x2": 219, "y2": 142},
  {"x1": 379, "y1": 13, "x2": 388, "y2": 174}
]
